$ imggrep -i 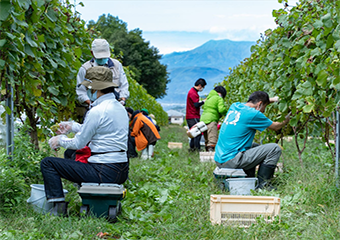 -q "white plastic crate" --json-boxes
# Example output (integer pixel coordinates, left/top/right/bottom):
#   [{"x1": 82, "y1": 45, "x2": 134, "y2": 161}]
[
  {"x1": 199, "y1": 152, "x2": 215, "y2": 162},
  {"x1": 210, "y1": 195, "x2": 281, "y2": 227},
  {"x1": 168, "y1": 142, "x2": 183, "y2": 149}
]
